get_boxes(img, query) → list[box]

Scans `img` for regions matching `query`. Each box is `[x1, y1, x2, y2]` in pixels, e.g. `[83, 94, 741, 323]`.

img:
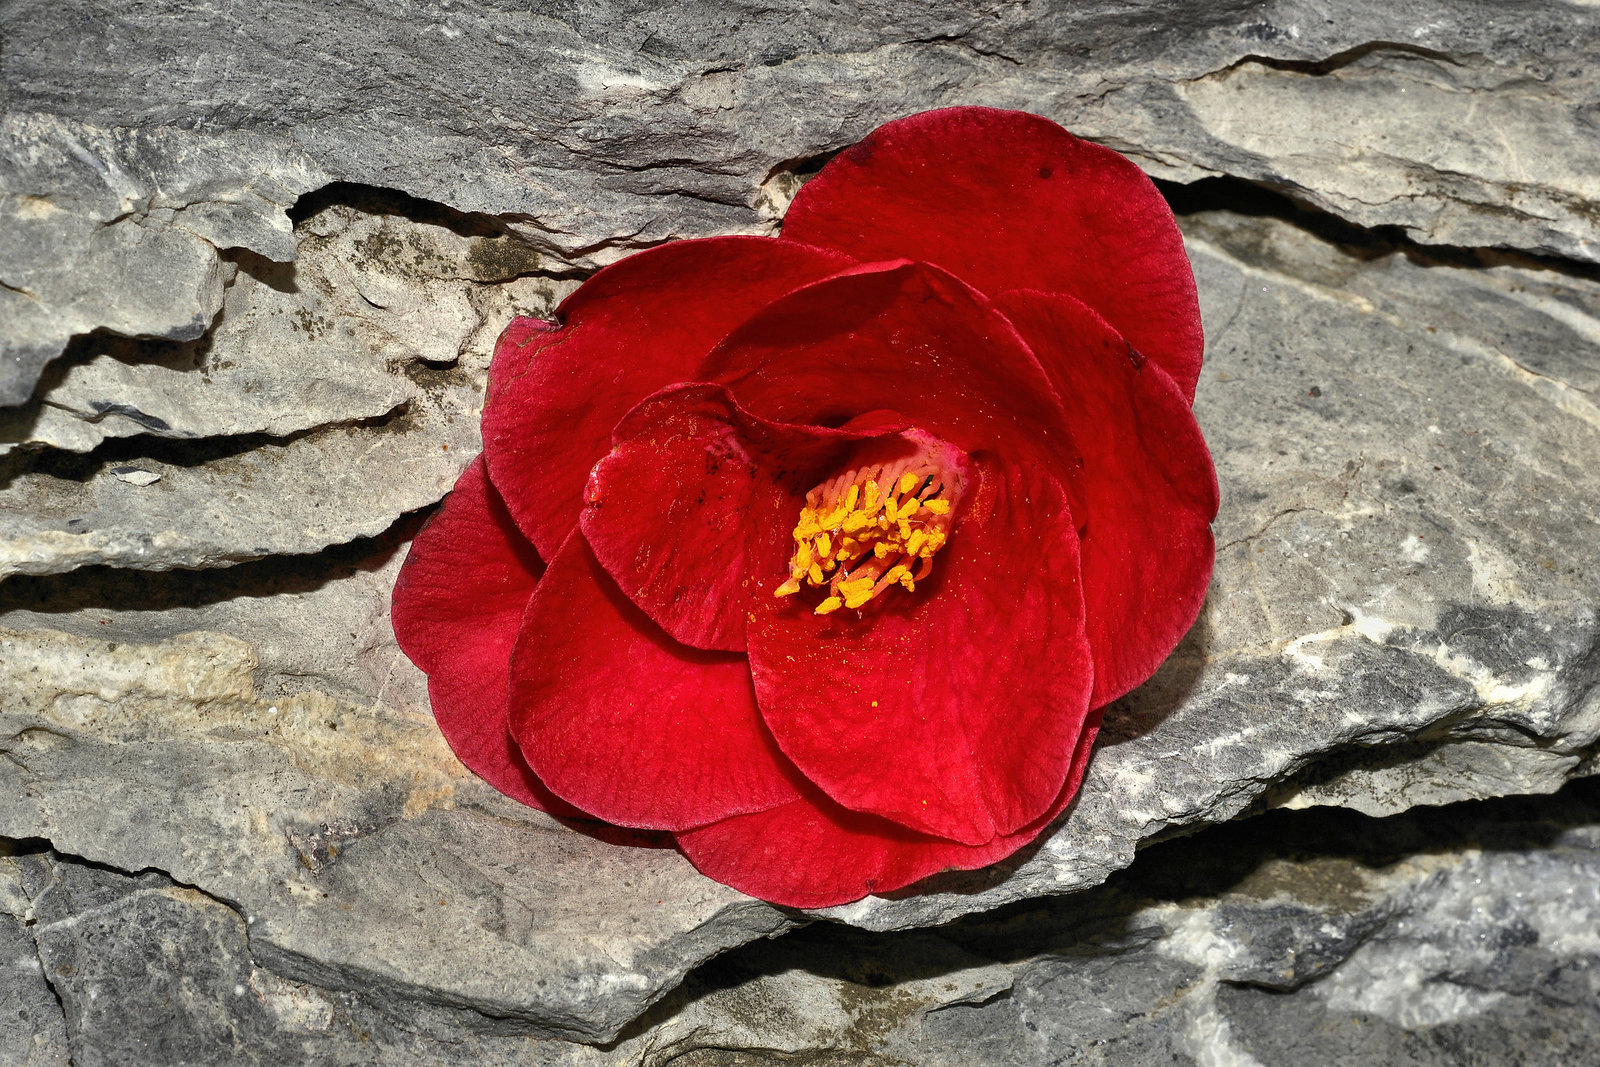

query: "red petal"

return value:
[582, 383, 904, 653]
[676, 708, 1103, 908]
[481, 237, 854, 559]
[995, 291, 1218, 706]
[507, 531, 804, 831]
[698, 260, 1083, 492]
[390, 457, 585, 818]
[782, 107, 1203, 402]
[747, 458, 1094, 845]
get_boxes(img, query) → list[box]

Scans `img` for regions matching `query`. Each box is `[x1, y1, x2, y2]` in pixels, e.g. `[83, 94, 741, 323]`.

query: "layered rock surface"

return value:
[4, 0, 1599, 1060]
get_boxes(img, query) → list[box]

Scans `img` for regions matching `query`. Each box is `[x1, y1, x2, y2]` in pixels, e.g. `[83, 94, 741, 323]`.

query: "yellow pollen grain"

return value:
[906, 529, 927, 556]
[898, 472, 919, 494]
[844, 484, 859, 511]
[816, 533, 831, 557]
[815, 596, 843, 615]
[924, 498, 951, 515]
[862, 481, 881, 513]
[874, 541, 892, 558]
[808, 563, 824, 584]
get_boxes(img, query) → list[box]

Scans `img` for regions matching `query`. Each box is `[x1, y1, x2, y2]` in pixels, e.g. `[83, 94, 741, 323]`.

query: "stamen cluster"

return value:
[775, 458, 957, 615]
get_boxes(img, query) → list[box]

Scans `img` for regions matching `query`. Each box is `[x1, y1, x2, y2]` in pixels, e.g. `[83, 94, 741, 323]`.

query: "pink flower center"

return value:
[774, 432, 967, 615]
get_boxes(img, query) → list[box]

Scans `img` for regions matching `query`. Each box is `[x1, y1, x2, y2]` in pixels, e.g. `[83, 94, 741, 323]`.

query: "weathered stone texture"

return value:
[4, 0, 1600, 1060]
[6, 1, 1600, 402]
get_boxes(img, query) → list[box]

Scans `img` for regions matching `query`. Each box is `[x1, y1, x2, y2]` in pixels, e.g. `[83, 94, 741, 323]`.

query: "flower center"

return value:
[774, 435, 966, 615]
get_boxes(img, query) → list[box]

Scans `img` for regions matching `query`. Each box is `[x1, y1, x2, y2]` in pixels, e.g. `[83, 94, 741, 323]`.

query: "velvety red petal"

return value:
[698, 260, 1083, 494]
[507, 531, 804, 831]
[581, 383, 905, 653]
[746, 458, 1094, 846]
[994, 290, 1218, 706]
[390, 457, 585, 818]
[676, 708, 1103, 909]
[781, 107, 1203, 402]
[481, 237, 854, 559]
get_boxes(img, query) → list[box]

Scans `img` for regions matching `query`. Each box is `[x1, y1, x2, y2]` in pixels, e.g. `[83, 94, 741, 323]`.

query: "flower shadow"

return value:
[1095, 598, 1213, 748]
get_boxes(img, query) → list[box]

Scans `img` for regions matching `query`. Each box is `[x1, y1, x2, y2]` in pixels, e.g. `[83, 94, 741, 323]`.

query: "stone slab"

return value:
[6, 1, 1600, 403]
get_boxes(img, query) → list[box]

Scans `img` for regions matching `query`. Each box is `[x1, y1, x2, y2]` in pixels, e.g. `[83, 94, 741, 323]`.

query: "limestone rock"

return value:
[0, 625, 793, 1042]
[7, 1, 1600, 404]
[5, 0, 1600, 1054]
[4, 205, 1597, 1042]
[0, 200, 574, 581]
[0, 855, 69, 1067]
[0, 113, 322, 406]
[9, 783, 1600, 1065]
[904, 783, 1600, 1065]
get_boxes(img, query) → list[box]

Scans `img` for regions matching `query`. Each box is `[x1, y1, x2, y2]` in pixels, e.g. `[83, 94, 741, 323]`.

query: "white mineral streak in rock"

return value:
[1311, 847, 1600, 1027]
[1154, 909, 1269, 1067]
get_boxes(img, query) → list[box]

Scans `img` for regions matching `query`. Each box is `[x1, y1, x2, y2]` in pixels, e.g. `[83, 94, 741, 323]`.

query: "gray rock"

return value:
[6, 1, 1600, 402]
[0, 625, 792, 1043]
[0, 113, 320, 406]
[6, 0, 1600, 1055]
[2, 847, 1010, 1066]
[0, 199, 574, 581]
[0, 853, 70, 1067]
[901, 783, 1600, 1066]
[14, 780, 1600, 1066]
[2, 197, 571, 456]
[4, 203, 1597, 1043]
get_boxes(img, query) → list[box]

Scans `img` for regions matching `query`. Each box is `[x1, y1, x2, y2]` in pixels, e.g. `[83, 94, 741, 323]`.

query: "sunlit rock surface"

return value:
[3, 0, 1599, 1060]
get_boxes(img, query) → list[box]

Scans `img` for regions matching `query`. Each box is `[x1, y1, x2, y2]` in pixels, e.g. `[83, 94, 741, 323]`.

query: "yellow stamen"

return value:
[774, 444, 964, 610]
[861, 481, 882, 513]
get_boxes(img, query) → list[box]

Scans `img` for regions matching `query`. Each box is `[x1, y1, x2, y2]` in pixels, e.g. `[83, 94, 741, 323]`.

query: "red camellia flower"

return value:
[391, 107, 1218, 908]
